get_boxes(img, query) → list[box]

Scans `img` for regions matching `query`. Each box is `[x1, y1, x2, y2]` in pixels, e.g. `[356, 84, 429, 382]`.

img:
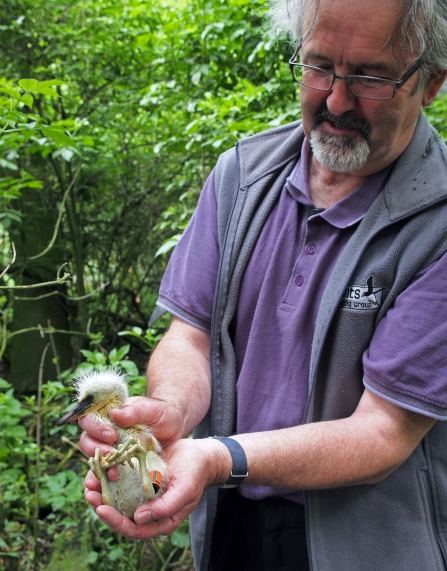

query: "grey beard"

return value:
[310, 129, 370, 173]
[310, 104, 372, 173]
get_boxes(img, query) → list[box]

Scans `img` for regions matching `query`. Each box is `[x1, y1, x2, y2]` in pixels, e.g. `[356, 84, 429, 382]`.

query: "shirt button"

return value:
[307, 244, 316, 255]
[295, 276, 304, 287]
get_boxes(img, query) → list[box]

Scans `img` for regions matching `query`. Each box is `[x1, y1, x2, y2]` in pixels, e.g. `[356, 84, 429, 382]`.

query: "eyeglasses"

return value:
[289, 45, 423, 101]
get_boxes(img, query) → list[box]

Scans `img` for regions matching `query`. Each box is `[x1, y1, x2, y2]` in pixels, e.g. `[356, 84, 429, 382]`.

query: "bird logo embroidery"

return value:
[57, 370, 166, 521]
[361, 275, 384, 306]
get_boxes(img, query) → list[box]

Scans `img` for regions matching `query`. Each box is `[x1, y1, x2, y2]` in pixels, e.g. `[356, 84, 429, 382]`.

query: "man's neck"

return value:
[308, 152, 370, 209]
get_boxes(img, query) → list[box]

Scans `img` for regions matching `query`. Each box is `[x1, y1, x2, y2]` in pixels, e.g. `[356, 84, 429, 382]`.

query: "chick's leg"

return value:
[110, 443, 165, 501]
[110, 443, 162, 501]
[95, 438, 166, 503]
[103, 437, 139, 469]
[89, 448, 116, 509]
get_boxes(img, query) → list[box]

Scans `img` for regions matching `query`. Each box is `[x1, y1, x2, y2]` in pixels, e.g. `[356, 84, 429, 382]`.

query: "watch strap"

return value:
[212, 436, 248, 488]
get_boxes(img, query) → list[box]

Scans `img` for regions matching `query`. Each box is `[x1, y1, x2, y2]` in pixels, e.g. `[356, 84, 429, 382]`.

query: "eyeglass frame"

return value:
[288, 44, 423, 100]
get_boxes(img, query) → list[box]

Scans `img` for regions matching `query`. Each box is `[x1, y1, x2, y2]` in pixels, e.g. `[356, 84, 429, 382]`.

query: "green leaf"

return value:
[0, 159, 18, 171]
[18, 78, 38, 91]
[108, 348, 117, 363]
[81, 135, 95, 146]
[115, 344, 130, 360]
[38, 79, 66, 87]
[86, 551, 98, 564]
[107, 547, 123, 561]
[191, 71, 201, 86]
[33, 85, 60, 98]
[22, 179, 43, 189]
[60, 147, 74, 162]
[21, 93, 33, 108]
[80, 349, 96, 362]
[41, 127, 76, 148]
[0, 86, 21, 100]
[73, 362, 95, 375]
[170, 528, 190, 547]
[0, 378, 11, 389]
[119, 360, 139, 377]
[155, 235, 182, 257]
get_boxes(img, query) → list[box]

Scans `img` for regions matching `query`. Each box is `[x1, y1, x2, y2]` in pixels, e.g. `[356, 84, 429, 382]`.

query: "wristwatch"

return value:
[211, 436, 248, 488]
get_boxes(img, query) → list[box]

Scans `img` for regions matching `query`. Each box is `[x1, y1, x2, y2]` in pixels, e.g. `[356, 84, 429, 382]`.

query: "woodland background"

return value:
[0, 0, 446, 569]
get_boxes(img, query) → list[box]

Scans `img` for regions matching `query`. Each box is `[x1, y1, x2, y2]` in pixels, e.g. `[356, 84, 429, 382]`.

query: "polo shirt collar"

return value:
[286, 137, 394, 229]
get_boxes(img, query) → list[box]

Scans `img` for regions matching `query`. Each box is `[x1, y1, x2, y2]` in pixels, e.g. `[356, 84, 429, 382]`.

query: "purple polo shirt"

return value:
[158, 138, 447, 502]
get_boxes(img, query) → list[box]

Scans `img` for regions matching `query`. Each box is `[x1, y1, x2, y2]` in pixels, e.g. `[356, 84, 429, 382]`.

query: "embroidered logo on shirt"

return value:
[339, 275, 384, 310]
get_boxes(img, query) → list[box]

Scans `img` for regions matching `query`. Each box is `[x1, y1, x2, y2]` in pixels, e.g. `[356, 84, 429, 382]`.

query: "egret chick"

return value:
[57, 370, 166, 520]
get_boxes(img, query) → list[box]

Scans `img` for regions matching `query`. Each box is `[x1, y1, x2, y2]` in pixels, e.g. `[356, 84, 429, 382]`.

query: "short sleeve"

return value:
[363, 250, 447, 419]
[157, 169, 219, 331]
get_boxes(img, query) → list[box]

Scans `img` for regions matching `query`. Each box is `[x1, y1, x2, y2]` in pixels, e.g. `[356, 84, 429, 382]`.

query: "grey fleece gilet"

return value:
[190, 112, 447, 571]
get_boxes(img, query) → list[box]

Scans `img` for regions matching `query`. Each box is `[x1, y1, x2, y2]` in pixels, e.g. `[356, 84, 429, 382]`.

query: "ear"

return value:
[422, 70, 447, 106]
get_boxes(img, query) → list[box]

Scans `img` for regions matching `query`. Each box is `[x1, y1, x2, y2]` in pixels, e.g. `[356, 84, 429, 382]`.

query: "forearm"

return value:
[234, 420, 401, 490]
[147, 316, 211, 438]
[222, 390, 436, 490]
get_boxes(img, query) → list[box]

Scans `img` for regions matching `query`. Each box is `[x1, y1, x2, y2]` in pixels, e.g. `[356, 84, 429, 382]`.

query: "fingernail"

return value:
[102, 430, 113, 442]
[137, 510, 152, 524]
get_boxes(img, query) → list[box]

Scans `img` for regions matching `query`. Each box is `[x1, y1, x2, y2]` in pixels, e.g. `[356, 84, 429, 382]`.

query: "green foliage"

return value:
[0, 77, 75, 229]
[118, 327, 165, 352]
[78, 344, 140, 379]
[425, 93, 447, 141]
[0, 0, 299, 365]
[0, 370, 194, 570]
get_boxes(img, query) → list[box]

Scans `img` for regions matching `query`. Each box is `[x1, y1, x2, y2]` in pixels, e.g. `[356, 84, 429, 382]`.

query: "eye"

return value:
[356, 76, 388, 88]
[311, 64, 333, 72]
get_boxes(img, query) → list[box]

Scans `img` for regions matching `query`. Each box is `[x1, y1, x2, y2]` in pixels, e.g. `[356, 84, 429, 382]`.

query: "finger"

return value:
[78, 415, 117, 444]
[85, 489, 103, 509]
[135, 484, 200, 524]
[109, 397, 181, 443]
[79, 431, 115, 457]
[110, 396, 167, 427]
[80, 437, 119, 481]
[95, 505, 184, 540]
[85, 469, 101, 491]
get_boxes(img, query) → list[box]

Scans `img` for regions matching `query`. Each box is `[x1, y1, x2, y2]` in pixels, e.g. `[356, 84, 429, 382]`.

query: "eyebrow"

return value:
[302, 51, 391, 73]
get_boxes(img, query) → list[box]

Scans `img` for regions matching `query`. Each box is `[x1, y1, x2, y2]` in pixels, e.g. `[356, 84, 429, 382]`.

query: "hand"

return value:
[108, 396, 185, 446]
[78, 395, 184, 475]
[84, 437, 232, 539]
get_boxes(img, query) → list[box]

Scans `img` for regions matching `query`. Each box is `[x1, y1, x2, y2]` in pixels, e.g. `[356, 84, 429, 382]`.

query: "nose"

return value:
[325, 76, 357, 117]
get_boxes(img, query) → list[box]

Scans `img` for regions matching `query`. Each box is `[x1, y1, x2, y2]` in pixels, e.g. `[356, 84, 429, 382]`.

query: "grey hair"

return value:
[267, 0, 447, 89]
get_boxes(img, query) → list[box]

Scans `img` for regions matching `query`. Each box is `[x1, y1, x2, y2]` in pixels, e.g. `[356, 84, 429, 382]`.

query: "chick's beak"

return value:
[57, 394, 94, 426]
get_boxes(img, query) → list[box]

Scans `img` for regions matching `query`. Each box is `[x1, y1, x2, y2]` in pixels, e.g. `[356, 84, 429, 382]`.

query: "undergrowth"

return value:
[0, 336, 193, 571]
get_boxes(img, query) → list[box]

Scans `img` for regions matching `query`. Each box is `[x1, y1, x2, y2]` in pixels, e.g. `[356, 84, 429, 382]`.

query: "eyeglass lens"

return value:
[293, 65, 395, 100]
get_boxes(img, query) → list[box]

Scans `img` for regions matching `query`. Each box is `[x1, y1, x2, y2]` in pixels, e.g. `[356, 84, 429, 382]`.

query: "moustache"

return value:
[313, 105, 372, 142]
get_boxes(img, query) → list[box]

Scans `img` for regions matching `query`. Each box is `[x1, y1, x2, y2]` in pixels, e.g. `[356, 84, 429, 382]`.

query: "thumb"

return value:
[109, 396, 164, 427]
[109, 396, 182, 443]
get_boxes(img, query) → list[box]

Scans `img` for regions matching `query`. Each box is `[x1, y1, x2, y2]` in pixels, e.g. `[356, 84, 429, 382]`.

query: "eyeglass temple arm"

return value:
[289, 43, 302, 65]
[395, 59, 423, 90]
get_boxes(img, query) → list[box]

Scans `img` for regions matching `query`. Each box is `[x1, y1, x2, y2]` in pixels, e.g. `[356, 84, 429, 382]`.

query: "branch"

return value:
[29, 164, 84, 260]
[0, 243, 17, 280]
[0, 272, 70, 289]
[13, 281, 109, 301]
[7, 326, 91, 340]
[34, 342, 50, 566]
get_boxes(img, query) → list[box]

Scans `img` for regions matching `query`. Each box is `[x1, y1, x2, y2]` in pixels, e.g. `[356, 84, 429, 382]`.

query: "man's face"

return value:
[300, 0, 427, 176]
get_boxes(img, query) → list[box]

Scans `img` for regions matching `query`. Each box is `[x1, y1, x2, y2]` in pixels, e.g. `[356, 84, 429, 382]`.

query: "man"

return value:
[80, 0, 447, 569]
